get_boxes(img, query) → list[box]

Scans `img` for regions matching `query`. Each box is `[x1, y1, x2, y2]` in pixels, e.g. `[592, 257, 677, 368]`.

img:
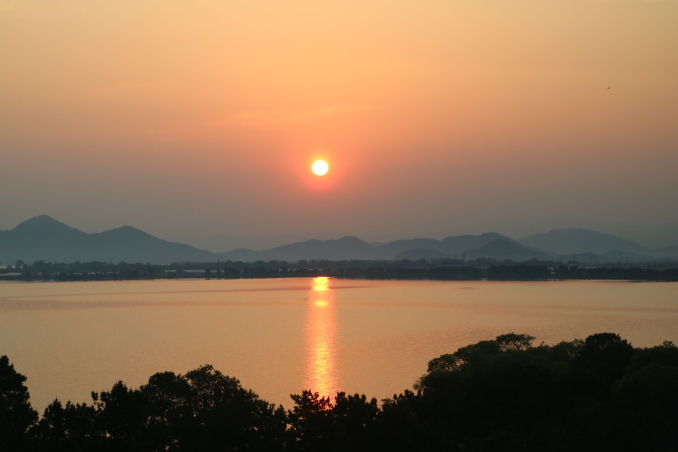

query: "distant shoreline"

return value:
[2, 260, 677, 283]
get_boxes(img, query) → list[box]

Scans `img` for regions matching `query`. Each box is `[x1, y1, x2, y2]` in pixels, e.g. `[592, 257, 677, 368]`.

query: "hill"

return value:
[3, 216, 674, 265]
[463, 238, 554, 261]
[217, 236, 383, 261]
[394, 248, 452, 260]
[518, 228, 650, 255]
[216, 233, 531, 261]
[0, 216, 213, 265]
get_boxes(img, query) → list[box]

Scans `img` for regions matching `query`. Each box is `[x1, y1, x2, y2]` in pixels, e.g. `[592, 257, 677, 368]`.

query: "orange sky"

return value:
[1, 0, 677, 249]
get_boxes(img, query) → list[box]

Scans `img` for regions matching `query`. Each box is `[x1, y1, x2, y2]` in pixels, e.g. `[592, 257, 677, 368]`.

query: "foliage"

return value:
[28, 365, 287, 451]
[287, 391, 380, 451]
[3, 332, 678, 451]
[0, 355, 39, 451]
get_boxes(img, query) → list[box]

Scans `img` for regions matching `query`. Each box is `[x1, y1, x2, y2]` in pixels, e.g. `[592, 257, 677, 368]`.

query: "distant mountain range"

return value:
[0, 215, 213, 265]
[517, 228, 649, 255]
[1, 215, 676, 265]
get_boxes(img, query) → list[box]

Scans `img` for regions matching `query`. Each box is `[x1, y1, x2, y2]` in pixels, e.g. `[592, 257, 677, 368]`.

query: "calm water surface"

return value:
[1, 277, 676, 413]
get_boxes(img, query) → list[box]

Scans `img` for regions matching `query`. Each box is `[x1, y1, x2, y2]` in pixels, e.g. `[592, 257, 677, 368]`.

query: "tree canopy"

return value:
[2, 332, 677, 451]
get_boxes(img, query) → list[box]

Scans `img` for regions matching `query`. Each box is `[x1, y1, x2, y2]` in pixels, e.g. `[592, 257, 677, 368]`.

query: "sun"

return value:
[312, 160, 329, 176]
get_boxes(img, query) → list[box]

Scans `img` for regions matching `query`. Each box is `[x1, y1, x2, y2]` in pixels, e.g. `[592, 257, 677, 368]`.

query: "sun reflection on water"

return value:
[304, 277, 339, 399]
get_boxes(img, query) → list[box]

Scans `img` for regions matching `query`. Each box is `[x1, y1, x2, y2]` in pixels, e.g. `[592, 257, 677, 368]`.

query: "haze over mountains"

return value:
[1, 215, 676, 265]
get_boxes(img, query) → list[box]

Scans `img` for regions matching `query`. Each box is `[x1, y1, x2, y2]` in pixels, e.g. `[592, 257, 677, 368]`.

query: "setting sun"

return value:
[312, 160, 329, 176]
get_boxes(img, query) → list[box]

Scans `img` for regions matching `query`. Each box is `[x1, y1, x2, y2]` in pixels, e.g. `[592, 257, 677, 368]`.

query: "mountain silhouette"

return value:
[89, 226, 214, 263]
[0, 216, 213, 264]
[2, 216, 674, 265]
[656, 245, 678, 258]
[376, 233, 512, 258]
[440, 232, 510, 255]
[518, 228, 650, 255]
[217, 236, 382, 261]
[11, 215, 85, 238]
[376, 238, 448, 257]
[463, 238, 553, 261]
[1, 216, 92, 264]
[216, 234, 530, 261]
[394, 248, 452, 260]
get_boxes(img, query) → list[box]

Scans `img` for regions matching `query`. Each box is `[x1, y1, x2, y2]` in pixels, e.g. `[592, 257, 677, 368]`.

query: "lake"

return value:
[1, 277, 676, 413]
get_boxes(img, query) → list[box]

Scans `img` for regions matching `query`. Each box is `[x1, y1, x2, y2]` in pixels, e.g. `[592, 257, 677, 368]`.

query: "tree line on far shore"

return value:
[2, 332, 678, 451]
[3, 258, 678, 282]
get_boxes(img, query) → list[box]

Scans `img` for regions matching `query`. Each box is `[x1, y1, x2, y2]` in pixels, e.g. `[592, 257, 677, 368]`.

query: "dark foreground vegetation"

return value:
[3, 333, 678, 451]
[3, 258, 678, 281]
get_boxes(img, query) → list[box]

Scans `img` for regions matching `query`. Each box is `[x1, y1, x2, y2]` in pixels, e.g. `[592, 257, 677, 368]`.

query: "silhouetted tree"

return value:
[288, 391, 334, 451]
[0, 355, 38, 451]
[572, 332, 635, 384]
[32, 399, 101, 451]
[85, 365, 288, 451]
[496, 332, 535, 351]
[95, 381, 149, 451]
[330, 392, 380, 451]
[6, 332, 678, 451]
[140, 371, 192, 451]
[177, 365, 287, 451]
[288, 391, 380, 452]
[610, 340, 678, 451]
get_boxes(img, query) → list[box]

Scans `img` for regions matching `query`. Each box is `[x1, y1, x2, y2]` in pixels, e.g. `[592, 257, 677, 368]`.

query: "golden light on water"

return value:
[312, 276, 330, 291]
[305, 276, 339, 399]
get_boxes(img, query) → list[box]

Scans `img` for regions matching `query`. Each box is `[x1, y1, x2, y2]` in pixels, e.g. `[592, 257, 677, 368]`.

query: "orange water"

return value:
[1, 278, 676, 413]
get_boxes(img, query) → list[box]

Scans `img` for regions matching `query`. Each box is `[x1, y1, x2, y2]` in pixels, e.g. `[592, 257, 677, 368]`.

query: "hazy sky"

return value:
[2, 0, 677, 250]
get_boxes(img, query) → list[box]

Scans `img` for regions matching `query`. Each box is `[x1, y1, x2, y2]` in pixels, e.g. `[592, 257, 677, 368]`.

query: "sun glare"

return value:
[312, 160, 329, 176]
